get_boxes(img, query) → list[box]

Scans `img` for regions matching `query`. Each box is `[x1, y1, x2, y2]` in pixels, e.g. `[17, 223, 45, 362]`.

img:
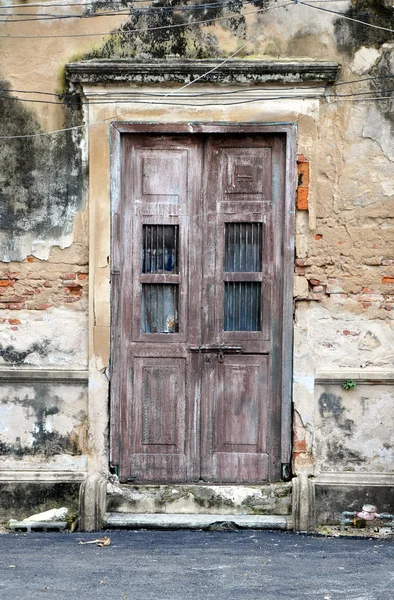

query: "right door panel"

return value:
[200, 134, 286, 483]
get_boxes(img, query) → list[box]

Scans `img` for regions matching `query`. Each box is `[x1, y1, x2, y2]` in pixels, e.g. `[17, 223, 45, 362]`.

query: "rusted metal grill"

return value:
[224, 222, 262, 273]
[142, 225, 179, 274]
[224, 282, 262, 331]
[224, 222, 262, 331]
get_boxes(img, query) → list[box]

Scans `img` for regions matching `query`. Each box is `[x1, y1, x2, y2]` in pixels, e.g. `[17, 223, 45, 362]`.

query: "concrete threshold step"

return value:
[105, 513, 293, 531]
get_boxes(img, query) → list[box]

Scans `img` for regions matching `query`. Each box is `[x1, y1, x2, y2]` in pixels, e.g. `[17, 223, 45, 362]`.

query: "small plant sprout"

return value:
[342, 379, 357, 391]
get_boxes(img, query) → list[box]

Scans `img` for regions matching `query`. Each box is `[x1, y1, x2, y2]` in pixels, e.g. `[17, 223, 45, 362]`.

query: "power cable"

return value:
[0, 1, 258, 22]
[0, 8, 287, 138]
[298, 1, 394, 34]
[1, 86, 393, 106]
[0, 4, 290, 37]
[2, 74, 393, 100]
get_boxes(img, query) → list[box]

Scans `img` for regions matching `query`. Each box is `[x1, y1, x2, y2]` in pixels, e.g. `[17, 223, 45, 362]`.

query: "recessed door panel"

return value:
[113, 131, 288, 484]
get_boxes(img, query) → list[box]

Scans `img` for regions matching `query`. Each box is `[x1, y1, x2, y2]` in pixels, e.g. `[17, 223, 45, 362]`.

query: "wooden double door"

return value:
[111, 130, 290, 484]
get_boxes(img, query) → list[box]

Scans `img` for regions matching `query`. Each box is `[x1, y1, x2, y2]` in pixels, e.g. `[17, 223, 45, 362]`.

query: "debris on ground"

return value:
[317, 525, 394, 539]
[79, 536, 111, 547]
[22, 507, 68, 523]
[7, 507, 69, 533]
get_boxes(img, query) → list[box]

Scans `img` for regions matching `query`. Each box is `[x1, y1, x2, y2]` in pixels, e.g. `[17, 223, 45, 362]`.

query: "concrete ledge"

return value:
[0, 370, 89, 383]
[0, 471, 87, 482]
[315, 472, 394, 486]
[9, 521, 67, 533]
[315, 370, 394, 385]
[105, 513, 292, 530]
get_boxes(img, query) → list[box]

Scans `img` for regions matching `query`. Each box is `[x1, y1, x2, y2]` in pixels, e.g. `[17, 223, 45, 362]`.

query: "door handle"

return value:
[188, 345, 242, 354]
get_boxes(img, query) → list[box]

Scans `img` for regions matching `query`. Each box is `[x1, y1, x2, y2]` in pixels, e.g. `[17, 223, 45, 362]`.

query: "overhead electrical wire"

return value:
[298, 1, 394, 34]
[2, 74, 393, 101]
[1, 2, 392, 138]
[1, 87, 393, 106]
[0, 0, 355, 9]
[0, 8, 286, 138]
[0, 1, 259, 22]
[0, 3, 291, 37]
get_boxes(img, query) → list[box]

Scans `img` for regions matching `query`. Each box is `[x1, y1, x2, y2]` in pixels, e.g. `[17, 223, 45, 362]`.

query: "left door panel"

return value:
[114, 135, 202, 482]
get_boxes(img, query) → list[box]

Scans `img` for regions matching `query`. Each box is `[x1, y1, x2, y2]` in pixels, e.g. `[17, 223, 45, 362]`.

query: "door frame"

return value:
[109, 122, 297, 477]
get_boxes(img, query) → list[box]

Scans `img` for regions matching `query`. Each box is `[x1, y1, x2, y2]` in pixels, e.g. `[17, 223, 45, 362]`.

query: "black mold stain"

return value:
[0, 76, 85, 262]
[0, 339, 50, 365]
[0, 482, 80, 522]
[326, 441, 365, 464]
[84, 0, 265, 60]
[369, 46, 394, 127]
[319, 392, 355, 435]
[334, 0, 394, 56]
[0, 385, 86, 458]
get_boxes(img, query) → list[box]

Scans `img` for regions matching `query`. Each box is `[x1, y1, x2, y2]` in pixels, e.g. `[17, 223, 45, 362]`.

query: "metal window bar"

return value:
[142, 225, 179, 274]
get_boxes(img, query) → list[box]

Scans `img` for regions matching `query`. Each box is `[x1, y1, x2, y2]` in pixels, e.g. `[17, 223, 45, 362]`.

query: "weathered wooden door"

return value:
[112, 130, 289, 484]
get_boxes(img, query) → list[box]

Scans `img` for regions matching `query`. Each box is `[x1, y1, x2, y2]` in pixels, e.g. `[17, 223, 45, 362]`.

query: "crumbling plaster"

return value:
[0, 0, 393, 514]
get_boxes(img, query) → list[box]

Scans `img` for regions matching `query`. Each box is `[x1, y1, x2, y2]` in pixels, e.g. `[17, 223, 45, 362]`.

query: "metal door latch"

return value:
[189, 345, 242, 354]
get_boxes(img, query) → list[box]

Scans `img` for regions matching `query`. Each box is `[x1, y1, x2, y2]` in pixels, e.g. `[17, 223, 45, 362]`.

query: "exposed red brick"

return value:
[297, 186, 308, 211]
[295, 259, 305, 267]
[309, 279, 320, 286]
[77, 273, 88, 280]
[43, 281, 53, 288]
[297, 154, 308, 163]
[7, 303, 25, 310]
[2, 296, 25, 303]
[0, 280, 9, 287]
[8, 318, 21, 325]
[61, 273, 76, 280]
[315, 234, 322, 240]
[297, 161, 309, 187]
[382, 276, 394, 284]
[294, 438, 307, 453]
[295, 266, 306, 274]
[27, 256, 34, 263]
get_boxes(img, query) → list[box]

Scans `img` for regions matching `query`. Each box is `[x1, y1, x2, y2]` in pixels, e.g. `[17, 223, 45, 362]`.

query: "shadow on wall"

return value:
[0, 77, 85, 262]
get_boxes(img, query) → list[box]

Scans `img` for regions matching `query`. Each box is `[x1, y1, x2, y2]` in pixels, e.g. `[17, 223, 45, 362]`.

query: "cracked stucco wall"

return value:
[0, 0, 393, 490]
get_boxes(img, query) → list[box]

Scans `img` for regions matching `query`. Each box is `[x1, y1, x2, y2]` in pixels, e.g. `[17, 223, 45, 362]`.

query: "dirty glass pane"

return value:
[224, 223, 262, 272]
[142, 285, 179, 333]
[142, 225, 179, 273]
[224, 282, 261, 331]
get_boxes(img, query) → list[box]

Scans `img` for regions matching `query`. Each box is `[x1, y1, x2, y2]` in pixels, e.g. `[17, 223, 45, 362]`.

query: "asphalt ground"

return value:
[0, 529, 393, 600]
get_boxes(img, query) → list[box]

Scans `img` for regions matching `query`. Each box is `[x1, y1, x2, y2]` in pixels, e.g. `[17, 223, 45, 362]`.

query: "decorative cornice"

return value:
[66, 59, 340, 86]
